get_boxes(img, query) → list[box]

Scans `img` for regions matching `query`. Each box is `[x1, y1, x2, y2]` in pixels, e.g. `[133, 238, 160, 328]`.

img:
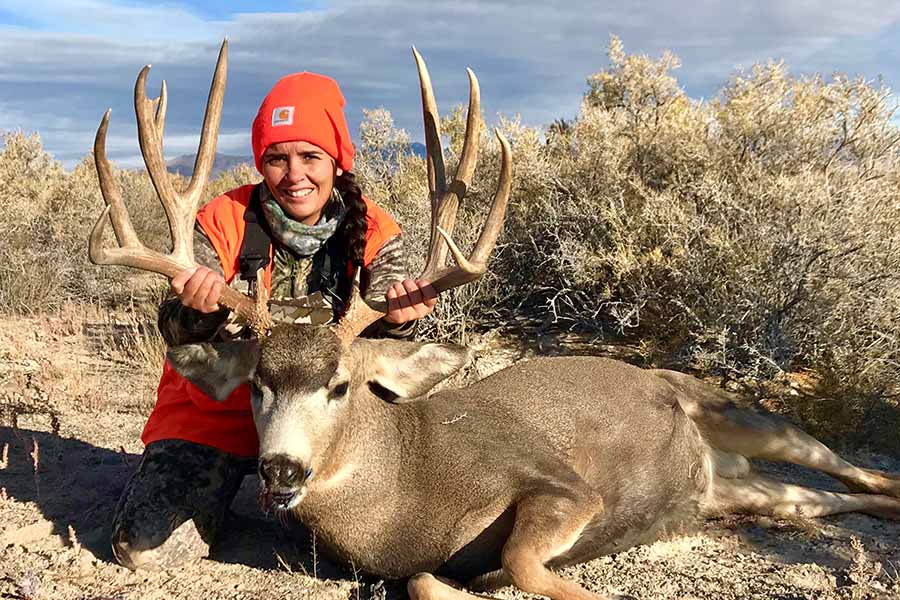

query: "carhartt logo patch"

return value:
[272, 106, 294, 126]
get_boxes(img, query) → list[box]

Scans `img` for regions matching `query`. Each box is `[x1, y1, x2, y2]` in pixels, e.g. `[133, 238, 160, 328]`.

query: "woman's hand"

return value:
[384, 279, 438, 324]
[170, 266, 226, 313]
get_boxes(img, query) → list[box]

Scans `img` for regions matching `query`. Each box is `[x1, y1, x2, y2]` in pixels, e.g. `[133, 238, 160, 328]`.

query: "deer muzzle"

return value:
[259, 453, 312, 511]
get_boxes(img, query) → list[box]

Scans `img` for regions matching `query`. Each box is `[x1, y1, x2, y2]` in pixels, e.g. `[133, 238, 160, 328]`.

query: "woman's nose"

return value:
[284, 156, 306, 183]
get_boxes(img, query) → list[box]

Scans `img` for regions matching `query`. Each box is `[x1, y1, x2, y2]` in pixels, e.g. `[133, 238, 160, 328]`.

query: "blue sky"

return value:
[2, 0, 900, 168]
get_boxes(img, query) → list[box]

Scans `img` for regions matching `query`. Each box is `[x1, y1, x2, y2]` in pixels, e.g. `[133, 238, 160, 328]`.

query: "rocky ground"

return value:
[1, 311, 898, 600]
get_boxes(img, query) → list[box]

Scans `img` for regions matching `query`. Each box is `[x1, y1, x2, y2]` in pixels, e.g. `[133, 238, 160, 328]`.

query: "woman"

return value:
[111, 72, 436, 571]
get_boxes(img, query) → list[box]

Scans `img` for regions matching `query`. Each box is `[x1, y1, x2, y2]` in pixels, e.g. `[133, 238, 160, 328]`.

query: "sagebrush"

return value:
[3, 37, 899, 450]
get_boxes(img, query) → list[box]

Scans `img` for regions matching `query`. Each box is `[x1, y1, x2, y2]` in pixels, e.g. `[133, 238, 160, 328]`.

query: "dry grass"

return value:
[0, 298, 169, 422]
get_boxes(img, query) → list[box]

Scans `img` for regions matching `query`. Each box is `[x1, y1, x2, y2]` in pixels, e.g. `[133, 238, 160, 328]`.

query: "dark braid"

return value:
[335, 171, 368, 267]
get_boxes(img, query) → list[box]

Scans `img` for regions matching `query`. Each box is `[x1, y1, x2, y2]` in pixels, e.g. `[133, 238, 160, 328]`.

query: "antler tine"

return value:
[154, 79, 168, 133]
[454, 68, 481, 191]
[331, 269, 388, 348]
[134, 65, 181, 255]
[412, 46, 447, 198]
[91, 108, 140, 250]
[331, 53, 512, 346]
[414, 47, 455, 281]
[89, 40, 272, 335]
[428, 129, 512, 291]
[184, 40, 228, 202]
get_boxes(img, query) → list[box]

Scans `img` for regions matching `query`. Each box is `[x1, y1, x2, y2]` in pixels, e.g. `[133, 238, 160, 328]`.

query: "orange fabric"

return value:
[141, 184, 402, 456]
[252, 73, 354, 173]
[194, 185, 274, 290]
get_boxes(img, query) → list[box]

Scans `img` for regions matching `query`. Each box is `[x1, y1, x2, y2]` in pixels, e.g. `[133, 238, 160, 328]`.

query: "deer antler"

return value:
[333, 48, 513, 345]
[88, 40, 272, 334]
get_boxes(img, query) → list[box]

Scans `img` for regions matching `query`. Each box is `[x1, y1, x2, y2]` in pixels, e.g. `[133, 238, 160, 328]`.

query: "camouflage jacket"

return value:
[158, 226, 414, 346]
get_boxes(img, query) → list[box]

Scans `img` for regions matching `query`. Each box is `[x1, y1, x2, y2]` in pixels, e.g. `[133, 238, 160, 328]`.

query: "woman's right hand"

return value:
[170, 266, 225, 313]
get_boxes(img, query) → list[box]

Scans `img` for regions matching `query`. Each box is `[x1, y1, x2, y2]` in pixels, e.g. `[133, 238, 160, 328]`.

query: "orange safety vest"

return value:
[141, 184, 402, 456]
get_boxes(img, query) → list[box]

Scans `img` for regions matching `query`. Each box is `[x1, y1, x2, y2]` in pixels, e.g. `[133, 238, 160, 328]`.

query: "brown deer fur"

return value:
[168, 329, 900, 600]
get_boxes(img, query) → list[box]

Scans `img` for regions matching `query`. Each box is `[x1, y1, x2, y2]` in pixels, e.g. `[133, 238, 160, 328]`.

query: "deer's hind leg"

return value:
[706, 472, 900, 520]
[654, 369, 900, 498]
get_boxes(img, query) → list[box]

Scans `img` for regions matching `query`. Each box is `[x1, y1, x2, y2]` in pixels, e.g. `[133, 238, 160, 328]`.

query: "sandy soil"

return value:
[1, 313, 898, 600]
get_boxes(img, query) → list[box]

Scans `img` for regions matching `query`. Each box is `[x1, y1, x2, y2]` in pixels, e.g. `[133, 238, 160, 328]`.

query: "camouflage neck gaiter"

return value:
[259, 184, 347, 257]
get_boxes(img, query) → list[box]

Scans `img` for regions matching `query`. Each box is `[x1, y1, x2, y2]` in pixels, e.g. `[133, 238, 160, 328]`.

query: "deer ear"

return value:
[357, 339, 472, 399]
[167, 341, 261, 401]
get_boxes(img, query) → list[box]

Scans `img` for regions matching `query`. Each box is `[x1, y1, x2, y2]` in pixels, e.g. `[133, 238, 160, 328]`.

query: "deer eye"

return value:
[329, 381, 349, 400]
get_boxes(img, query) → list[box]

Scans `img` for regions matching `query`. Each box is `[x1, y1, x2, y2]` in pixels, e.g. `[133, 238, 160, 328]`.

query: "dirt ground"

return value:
[1, 311, 899, 600]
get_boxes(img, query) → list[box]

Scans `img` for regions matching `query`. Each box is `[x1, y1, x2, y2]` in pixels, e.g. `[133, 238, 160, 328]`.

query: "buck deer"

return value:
[90, 41, 900, 600]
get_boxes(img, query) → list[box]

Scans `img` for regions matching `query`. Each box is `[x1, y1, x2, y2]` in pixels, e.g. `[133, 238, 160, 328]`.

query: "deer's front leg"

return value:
[500, 493, 619, 600]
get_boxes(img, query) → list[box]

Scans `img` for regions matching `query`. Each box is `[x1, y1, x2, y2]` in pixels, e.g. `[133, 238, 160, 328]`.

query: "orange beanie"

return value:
[251, 72, 355, 173]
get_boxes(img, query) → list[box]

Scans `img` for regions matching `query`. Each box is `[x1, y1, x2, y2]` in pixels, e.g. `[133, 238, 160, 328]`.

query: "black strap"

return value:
[238, 184, 272, 293]
[313, 234, 357, 318]
[238, 184, 357, 312]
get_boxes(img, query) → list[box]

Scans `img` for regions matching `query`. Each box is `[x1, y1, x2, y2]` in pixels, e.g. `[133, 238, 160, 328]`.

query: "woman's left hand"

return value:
[384, 279, 438, 324]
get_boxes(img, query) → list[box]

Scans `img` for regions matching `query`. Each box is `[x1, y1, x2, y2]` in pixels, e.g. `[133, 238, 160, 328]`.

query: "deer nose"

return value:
[259, 454, 310, 489]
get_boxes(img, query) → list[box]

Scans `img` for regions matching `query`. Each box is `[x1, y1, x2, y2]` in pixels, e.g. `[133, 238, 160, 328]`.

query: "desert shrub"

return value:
[5, 38, 900, 448]
[489, 38, 900, 447]
[0, 131, 68, 312]
[203, 162, 260, 199]
[360, 39, 900, 447]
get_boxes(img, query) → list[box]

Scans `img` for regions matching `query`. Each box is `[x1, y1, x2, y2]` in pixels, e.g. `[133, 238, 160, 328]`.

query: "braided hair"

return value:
[335, 172, 367, 266]
[334, 171, 369, 292]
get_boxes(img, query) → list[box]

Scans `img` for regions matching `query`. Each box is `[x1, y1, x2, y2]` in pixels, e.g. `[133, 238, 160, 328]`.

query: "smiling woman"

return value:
[104, 46, 439, 571]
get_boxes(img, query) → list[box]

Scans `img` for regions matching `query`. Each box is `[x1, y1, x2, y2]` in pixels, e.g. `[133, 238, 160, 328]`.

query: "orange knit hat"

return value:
[251, 72, 354, 173]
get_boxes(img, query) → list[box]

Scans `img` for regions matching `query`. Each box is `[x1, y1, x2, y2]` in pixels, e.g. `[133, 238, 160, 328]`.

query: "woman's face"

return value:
[261, 140, 343, 225]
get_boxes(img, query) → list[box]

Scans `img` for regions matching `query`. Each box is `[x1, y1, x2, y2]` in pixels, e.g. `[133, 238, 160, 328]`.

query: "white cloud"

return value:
[3, 0, 900, 168]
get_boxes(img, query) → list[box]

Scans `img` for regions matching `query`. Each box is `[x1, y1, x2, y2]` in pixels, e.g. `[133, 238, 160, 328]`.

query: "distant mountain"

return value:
[409, 142, 426, 158]
[166, 153, 253, 177]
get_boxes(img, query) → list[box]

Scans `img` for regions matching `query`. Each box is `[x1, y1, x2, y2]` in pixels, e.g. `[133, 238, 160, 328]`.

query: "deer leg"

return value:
[499, 494, 614, 600]
[706, 472, 900, 520]
[465, 569, 511, 592]
[655, 369, 900, 497]
[704, 408, 900, 497]
[408, 573, 492, 600]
